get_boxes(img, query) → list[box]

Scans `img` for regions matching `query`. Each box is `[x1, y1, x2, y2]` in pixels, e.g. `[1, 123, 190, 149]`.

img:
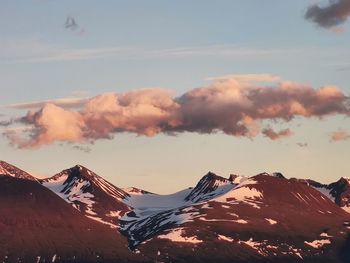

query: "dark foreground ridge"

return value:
[0, 160, 350, 263]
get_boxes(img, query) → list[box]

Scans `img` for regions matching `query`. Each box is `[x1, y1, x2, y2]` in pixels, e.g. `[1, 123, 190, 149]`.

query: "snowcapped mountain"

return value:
[1, 160, 350, 263]
[134, 172, 350, 262]
[120, 172, 350, 256]
[119, 172, 263, 248]
[40, 165, 131, 228]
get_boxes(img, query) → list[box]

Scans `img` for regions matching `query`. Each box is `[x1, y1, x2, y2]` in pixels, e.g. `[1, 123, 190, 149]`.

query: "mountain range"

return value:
[0, 160, 350, 263]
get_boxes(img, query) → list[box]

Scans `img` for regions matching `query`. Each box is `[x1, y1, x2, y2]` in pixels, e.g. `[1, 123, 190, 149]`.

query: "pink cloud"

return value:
[3, 75, 350, 148]
[262, 128, 293, 141]
[329, 129, 350, 142]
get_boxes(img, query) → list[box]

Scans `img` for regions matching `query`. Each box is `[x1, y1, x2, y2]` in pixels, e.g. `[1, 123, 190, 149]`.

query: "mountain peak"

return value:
[40, 164, 130, 228]
[40, 164, 130, 201]
[271, 172, 286, 179]
[44, 164, 99, 182]
[66, 164, 93, 177]
[0, 161, 37, 181]
[184, 172, 233, 202]
[203, 171, 226, 181]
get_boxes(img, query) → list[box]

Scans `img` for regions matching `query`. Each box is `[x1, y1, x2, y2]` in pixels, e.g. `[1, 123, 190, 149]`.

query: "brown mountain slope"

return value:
[0, 175, 145, 263]
[39, 165, 131, 228]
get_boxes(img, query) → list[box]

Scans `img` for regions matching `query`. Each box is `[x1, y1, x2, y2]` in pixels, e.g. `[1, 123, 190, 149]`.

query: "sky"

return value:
[0, 0, 350, 193]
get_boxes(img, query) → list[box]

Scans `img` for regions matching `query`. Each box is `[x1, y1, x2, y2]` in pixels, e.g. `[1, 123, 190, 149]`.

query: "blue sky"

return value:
[1, 1, 349, 193]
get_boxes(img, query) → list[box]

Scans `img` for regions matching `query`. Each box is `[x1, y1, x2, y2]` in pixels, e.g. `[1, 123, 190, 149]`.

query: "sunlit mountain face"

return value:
[0, 161, 350, 263]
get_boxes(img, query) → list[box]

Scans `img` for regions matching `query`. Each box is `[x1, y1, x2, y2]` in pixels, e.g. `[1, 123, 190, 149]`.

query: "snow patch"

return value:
[214, 180, 263, 209]
[265, 218, 277, 225]
[157, 228, 202, 244]
[108, 210, 122, 218]
[201, 203, 213, 209]
[86, 215, 117, 229]
[218, 235, 234, 242]
[304, 239, 331, 248]
[239, 238, 266, 256]
[342, 206, 350, 213]
[234, 219, 248, 224]
[312, 186, 335, 202]
[227, 212, 239, 218]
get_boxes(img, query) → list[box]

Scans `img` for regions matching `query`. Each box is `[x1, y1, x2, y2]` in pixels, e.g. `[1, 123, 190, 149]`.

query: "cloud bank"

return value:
[305, 0, 350, 28]
[3, 74, 350, 148]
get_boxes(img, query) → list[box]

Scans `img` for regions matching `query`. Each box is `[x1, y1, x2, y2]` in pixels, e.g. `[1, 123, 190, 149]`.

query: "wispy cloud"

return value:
[5, 97, 88, 109]
[0, 39, 136, 63]
[0, 40, 313, 64]
[305, 0, 350, 29]
[206, 74, 281, 83]
[3, 75, 350, 148]
[147, 45, 289, 58]
[329, 129, 350, 142]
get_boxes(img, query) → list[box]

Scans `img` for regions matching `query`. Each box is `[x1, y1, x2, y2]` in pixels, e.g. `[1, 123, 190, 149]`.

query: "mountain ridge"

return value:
[1, 160, 350, 263]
